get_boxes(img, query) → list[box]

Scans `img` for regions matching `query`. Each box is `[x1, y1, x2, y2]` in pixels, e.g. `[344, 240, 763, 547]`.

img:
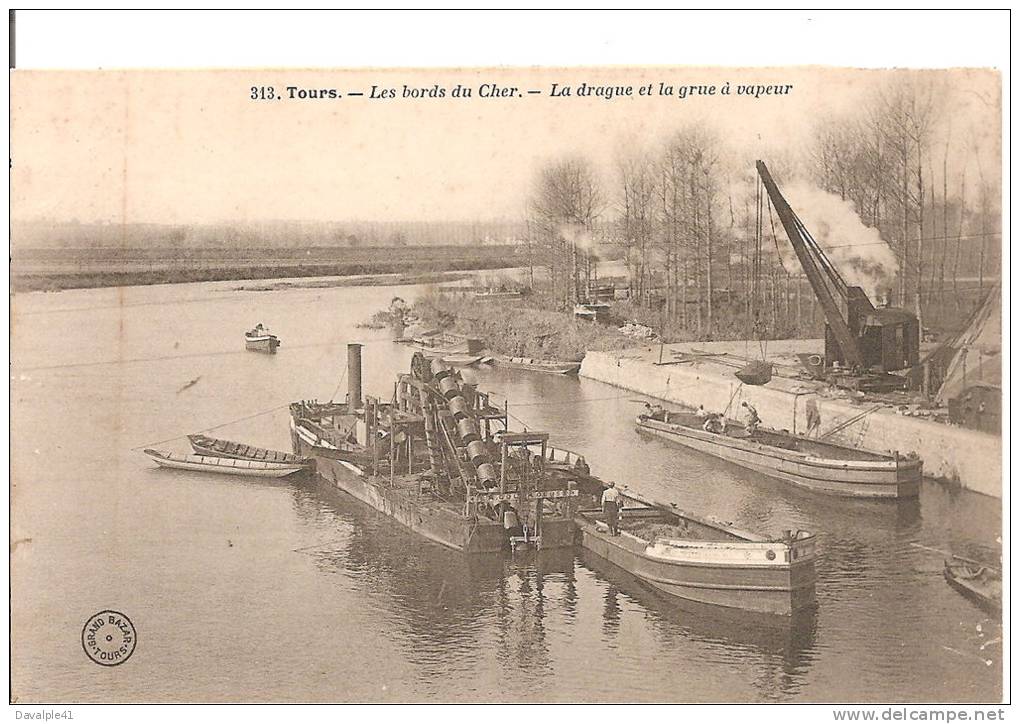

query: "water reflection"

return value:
[578, 549, 818, 701]
[287, 470, 826, 698]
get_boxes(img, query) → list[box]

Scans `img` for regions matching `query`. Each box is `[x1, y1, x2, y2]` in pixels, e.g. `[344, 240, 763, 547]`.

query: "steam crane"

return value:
[755, 161, 919, 392]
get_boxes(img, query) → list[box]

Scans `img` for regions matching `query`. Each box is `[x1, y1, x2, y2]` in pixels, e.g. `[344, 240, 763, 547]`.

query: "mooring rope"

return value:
[130, 401, 294, 451]
[329, 364, 349, 403]
[19, 336, 395, 373]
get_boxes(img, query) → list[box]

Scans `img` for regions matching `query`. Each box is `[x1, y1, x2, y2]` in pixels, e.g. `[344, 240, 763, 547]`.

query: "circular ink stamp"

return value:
[81, 610, 136, 666]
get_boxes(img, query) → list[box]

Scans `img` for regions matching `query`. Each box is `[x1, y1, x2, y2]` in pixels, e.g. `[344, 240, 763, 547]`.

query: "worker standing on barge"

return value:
[601, 482, 621, 535]
[741, 401, 761, 433]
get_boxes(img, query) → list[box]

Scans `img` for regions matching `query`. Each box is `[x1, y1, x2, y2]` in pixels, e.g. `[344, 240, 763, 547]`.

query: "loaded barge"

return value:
[636, 411, 922, 498]
[290, 344, 602, 554]
[575, 489, 816, 616]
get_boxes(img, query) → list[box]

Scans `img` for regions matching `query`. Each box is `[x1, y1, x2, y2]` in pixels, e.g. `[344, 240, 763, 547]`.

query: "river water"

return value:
[10, 278, 1002, 703]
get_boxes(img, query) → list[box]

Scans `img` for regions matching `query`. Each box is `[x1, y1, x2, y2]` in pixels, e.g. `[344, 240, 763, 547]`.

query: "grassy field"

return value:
[10, 244, 524, 292]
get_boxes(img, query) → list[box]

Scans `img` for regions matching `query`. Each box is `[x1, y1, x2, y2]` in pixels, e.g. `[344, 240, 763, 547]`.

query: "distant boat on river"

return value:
[245, 323, 280, 353]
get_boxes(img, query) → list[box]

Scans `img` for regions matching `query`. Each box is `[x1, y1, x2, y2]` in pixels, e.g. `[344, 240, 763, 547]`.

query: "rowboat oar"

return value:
[909, 542, 1000, 571]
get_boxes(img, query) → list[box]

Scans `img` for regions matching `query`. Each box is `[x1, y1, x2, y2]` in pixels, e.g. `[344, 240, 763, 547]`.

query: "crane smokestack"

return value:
[347, 343, 363, 408]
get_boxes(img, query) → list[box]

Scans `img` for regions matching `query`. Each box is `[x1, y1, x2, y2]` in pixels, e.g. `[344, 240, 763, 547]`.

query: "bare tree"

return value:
[529, 156, 604, 309]
[616, 147, 658, 304]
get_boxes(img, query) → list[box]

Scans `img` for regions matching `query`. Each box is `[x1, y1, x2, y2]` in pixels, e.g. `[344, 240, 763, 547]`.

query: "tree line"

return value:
[525, 76, 1000, 339]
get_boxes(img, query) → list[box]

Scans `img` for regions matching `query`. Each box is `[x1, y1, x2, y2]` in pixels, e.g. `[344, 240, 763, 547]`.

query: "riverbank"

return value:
[10, 244, 521, 292]
[581, 341, 1002, 498]
[412, 293, 635, 360]
[232, 271, 472, 292]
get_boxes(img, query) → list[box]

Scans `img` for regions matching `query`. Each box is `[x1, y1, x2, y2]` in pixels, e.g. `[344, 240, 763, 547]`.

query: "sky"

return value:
[10, 66, 1001, 226]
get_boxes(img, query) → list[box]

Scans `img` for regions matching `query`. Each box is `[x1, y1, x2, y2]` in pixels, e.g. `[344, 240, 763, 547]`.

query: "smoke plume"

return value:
[774, 183, 899, 301]
[558, 223, 600, 259]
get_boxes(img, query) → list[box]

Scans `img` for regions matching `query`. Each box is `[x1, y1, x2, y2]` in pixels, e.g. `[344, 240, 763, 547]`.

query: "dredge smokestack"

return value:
[347, 343, 363, 408]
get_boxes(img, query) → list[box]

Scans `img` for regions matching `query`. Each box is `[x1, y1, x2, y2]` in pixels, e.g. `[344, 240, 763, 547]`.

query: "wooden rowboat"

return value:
[636, 412, 922, 498]
[486, 355, 581, 375]
[439, 353, 484, 367]
[143, 448, 306, 478]
[575, 489, 816, 616]
[187, 434, 309, 465]
[944, 557, 1001, 615]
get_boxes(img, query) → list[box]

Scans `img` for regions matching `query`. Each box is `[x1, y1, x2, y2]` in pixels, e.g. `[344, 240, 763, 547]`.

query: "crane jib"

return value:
[755, 160, 865, 369]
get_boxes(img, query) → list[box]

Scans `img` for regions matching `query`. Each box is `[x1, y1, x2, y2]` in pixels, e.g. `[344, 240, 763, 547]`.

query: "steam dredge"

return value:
[286, 344, 817, 614]
[289, 344, 602, 553]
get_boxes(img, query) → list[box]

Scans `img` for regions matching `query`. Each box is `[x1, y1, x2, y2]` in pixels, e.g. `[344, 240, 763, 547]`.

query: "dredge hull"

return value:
[293, 429, 575, 554]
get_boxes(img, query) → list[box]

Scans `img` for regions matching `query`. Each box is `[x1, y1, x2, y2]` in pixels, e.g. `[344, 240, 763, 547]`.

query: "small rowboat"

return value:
[944, 557, 1001, 615]
[187, 434, 309, 465]
[636, 412, 922, 498]
[143, 448, 306, 478]
[486, 355, 581, 375]
[575, 489, 816, 616]
[245, 324, 280, 353]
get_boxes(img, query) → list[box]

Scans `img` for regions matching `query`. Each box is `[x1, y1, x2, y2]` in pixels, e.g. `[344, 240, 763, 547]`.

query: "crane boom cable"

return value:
[793, 214, 848, 296]
[755, 160, 865, 368]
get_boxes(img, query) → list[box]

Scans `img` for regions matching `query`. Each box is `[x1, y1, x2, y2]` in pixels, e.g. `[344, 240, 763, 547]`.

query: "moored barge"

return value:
[636, 411, 922, 498]
[575, 489, 817, 616]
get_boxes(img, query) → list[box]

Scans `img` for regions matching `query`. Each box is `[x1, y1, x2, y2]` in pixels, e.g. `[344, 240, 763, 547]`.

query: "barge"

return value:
[486, 355, 582, 375]
[290, 344, 602, 554]
[636, 411, 922, 498]
[575, 489, 816, 616]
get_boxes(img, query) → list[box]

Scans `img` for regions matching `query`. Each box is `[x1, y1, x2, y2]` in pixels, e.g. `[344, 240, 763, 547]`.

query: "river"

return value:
[9, 278, 1002, 702]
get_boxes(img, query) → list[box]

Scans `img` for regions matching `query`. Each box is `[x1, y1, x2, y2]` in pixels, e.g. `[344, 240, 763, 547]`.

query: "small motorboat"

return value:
[187, 434, 310, 465]
[575, 488, 817, 616]
[143, 448, 306, 478]
[486, 355, 582, 375]
[944, 557, 1002, 615]
[245, 323, 281, 353]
